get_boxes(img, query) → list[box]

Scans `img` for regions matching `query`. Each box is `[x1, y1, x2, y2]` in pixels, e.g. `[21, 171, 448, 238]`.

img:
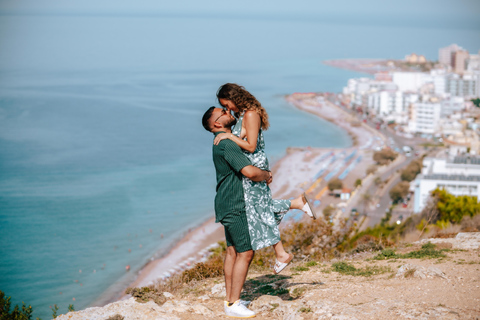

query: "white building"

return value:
[446, 73, 479, 98]
[392, 72, 431, 92]
[438, 44, 464, 67]
[343, 78, 397, 107]
[430, 69, 447, 95]
[413, 156, 480, 213]
[441, 96, 465, 116]
[408, 101, 442, 134]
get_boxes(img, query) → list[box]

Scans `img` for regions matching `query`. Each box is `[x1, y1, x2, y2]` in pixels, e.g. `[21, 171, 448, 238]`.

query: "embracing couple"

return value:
[202, 83, 318, 318]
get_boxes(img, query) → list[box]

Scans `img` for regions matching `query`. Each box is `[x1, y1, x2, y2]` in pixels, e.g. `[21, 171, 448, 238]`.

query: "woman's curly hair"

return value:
[216, 83, 270, 131]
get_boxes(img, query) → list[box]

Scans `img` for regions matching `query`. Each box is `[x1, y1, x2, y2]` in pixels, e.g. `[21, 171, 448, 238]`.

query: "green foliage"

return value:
[380, 208, 393, 226]
[106, 315, 125, 320]
[0, 291, 35, 320]
[305, 261, 318, 267]
[328, 178, 343, 191]
[432, 188, 480, 224]
[373, 242, 447, 260]
[291, 266, 309, 272]
[51, 305, 59, 319]
[331, 262, 392, 276]
[400, 159, 422, 182]
[471, 98, 480, 108]
[299, 307, 312, 313]
[373, 148, 397, 165]
[68, 304, 75, 312]
[373, 249, 398, 260]
[389, 181, 410, 203]
[354, 178, 362, 187]
[332, 261, 356, 274]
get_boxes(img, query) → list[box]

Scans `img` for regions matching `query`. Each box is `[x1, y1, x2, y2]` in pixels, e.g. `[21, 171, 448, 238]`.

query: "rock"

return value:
[197, 294, 210, 301]
[163, 292, 174, 299]
[191, 303, 215, 317]
[56, 297, 179, 320]
[250, 295, 284, 313]
[160, 300, 214, 317]
[396, 264, 447, 279]
[415, 232, 480, 250]
[211, 283, 226, 297]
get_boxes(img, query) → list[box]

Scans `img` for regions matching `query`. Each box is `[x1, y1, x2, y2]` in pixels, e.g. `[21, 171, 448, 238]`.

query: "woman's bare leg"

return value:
[290, 195, 305, 210]
[273, 241, 290, 263]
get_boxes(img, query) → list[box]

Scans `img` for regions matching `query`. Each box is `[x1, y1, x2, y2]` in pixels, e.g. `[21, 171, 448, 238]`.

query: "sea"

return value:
[0, 11, 479, 319]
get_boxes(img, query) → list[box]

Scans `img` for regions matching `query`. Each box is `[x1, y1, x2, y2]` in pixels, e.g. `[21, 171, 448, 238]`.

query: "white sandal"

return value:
[273, 253, 294, 274]
[302, 193, 318, 220]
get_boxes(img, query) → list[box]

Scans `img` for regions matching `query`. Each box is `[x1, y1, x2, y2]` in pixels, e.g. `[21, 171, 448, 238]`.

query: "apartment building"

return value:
[413, 156, 480, 213]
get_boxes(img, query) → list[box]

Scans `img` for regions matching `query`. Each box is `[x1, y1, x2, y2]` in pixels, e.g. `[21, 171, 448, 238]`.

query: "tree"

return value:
[389, 181, 410, 203]
[432, 188, 480, 224]
[323, 205, 335, 222]
[366, 165, 377, 175]
[373, 148, 398, 165]
[471, 98, 480, 108]
[401, 159, 422, 182]
[328, 178, 343, 191]
[360, 192, 372, 214]
[354, 179, 362, 188]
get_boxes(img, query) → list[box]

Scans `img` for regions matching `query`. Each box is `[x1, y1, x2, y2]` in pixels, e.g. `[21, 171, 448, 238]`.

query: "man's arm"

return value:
[241, 165, 272, 183]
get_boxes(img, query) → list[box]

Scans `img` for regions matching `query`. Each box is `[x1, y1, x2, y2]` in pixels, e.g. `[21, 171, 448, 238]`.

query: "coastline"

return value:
[113, 90, 383, 304]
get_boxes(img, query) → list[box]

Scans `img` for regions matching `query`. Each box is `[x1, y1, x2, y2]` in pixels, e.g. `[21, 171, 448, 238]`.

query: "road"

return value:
[326, 94, 427, 228]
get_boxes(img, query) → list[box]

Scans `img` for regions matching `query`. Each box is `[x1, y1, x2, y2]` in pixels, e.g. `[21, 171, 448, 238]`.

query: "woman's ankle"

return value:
[290, 195, 304, 210]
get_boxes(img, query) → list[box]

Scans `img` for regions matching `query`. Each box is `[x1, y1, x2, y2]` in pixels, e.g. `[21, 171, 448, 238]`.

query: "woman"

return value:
[214, 83, 317, 274]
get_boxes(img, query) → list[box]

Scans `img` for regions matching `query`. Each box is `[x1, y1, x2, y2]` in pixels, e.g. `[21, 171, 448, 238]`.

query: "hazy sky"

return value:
[0, 0, 478, 71]
[1, 0, 479, 20]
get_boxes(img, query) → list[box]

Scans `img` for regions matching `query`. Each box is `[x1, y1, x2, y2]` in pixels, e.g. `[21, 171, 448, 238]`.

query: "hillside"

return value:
[57, 233, 480, 320]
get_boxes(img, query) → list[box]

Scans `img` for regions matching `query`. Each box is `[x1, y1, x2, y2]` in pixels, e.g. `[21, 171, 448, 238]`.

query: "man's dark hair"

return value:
[202, 106, 216, 132]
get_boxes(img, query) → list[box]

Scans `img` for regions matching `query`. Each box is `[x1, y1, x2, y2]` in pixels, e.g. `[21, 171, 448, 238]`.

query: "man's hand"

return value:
[241, 165, 271, 182]
[266, 171, 273, 185]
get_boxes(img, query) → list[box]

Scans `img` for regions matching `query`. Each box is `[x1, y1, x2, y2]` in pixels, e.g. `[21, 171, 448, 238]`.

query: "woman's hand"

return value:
[213, 133, 233, 145]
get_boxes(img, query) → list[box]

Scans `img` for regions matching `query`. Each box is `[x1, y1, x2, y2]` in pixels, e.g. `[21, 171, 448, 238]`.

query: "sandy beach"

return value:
[117, 92, 386, 300]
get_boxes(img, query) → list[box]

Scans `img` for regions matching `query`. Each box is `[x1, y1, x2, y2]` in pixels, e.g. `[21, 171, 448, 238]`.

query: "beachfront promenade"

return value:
[272, 93, 413, 229]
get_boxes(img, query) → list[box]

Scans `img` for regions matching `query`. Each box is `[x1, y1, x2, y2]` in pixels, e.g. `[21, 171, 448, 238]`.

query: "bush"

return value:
[0, 291, 34, 320]
[373, 148, 397, 165]
[354, 179, 362, 187]
[400, 159, 422, 182]
[328, 178, 343, 191]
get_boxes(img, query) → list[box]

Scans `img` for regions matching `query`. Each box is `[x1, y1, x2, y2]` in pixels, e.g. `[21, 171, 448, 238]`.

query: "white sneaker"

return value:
[225, 300, 256, 318]
[224, 300, 251, 312]
[239, 299, 251, 307]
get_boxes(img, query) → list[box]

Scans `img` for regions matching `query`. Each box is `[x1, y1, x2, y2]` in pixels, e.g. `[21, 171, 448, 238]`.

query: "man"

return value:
[202, 106, 272, 318]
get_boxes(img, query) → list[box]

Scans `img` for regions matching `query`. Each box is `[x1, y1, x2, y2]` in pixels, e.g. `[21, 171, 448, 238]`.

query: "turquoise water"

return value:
[0, 12, 479, 320]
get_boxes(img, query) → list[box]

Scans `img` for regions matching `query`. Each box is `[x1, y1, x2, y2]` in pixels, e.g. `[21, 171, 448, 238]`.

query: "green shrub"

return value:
[0, 290, 35, 320]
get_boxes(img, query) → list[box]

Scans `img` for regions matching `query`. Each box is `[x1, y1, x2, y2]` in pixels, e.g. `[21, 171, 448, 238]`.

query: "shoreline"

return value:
[111, 91, 382, 304]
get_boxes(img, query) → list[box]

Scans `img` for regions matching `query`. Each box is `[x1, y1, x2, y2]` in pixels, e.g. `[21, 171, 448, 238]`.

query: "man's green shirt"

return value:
[212, 131, 251, 222]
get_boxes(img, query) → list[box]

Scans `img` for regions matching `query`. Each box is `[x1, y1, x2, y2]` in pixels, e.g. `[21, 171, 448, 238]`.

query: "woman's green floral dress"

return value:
[232, 113, 291, 251]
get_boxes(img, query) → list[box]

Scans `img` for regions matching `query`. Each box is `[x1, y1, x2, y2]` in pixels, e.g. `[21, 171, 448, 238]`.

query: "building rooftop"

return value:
[453, 156, 480, 165]
[424, 174, 480, 182]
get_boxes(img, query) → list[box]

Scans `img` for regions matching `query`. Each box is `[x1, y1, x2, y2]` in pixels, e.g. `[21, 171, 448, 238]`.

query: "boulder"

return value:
[249, 295, 283, 313]
[415, 232, 480, 250]
[56, 297, 179, 320]
[396, 264, 447, 279]
[210, 282, 226, 297]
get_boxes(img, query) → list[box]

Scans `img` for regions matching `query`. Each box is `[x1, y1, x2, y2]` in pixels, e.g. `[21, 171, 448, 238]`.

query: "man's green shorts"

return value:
[220, 210, 252, 253]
